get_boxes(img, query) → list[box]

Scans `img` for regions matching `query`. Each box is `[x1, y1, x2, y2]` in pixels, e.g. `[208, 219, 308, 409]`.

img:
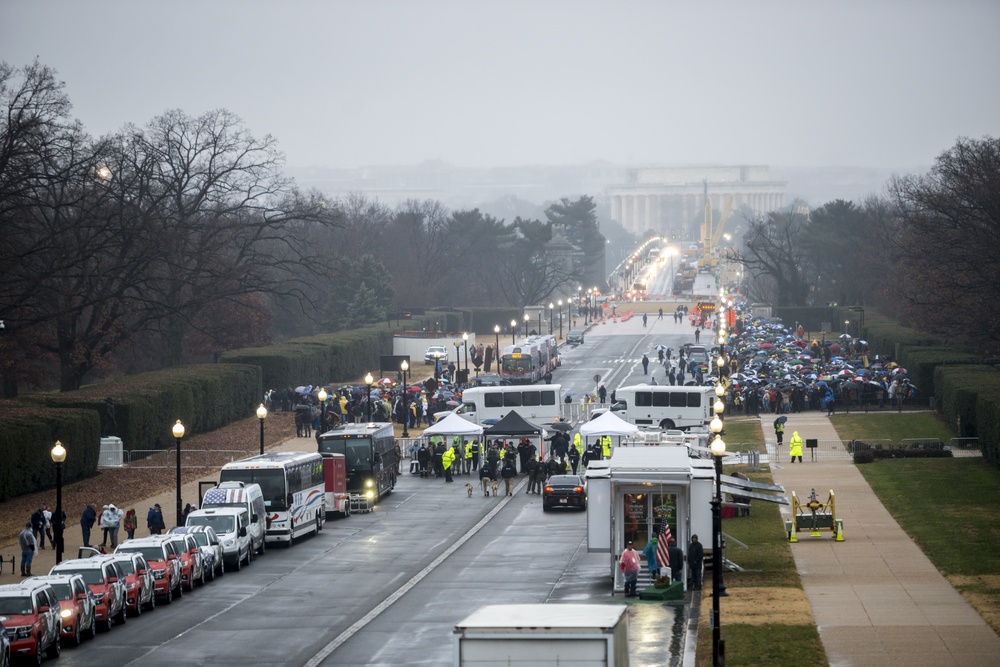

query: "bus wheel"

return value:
[659, 419, 676, 430]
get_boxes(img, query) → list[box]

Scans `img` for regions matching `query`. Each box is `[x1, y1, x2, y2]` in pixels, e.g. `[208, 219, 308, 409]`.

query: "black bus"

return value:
[317, 422, 398, 504]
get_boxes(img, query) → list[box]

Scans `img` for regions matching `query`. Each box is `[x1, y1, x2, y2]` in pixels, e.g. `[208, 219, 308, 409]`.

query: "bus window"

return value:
[503, 392, 522, 407]
[687, 393, 703, 408]
[652, 392, 670, 407]
[635, 392, 652, 407]
[521, 391, 541, 407]
[484, 393, 504, 408]
[540, 390, 556, 405]
[669, 392, 688, 408]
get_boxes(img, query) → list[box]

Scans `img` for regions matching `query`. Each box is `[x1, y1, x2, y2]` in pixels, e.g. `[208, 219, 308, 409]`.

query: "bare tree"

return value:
[729, 205, 811, 307]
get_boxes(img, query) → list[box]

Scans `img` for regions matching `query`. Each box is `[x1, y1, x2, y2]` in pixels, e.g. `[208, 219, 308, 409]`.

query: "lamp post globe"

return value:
[364, 372, 374, 423]
[715, 383, 725, 398]
[510, 319, 517, 344]
[51, 441, 66, 564]
[172, 420, 185, 527]
[318, 388, 328, 435]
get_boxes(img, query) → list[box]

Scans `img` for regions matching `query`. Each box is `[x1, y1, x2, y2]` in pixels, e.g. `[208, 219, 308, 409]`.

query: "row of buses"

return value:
[500, 334, 559, 383]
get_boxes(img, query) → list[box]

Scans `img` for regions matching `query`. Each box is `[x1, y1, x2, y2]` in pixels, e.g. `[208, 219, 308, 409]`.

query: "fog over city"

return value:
[3, 0, 998, 181]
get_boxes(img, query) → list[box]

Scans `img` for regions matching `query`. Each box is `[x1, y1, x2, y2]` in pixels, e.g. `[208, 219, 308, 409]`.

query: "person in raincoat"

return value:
[789, 431, 803, 463]
[442, 444, 456, 482]
[642, 536, 661, 581]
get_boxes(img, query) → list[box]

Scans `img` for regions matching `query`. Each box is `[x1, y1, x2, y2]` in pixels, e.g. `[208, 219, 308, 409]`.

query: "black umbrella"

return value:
[774, 415, 788, 425]
[547, 422, 573, 432]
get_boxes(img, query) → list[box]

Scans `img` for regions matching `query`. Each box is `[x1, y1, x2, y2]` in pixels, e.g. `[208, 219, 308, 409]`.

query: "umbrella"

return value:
[446, 400, 460, 407]
[839, 333, 852, 339]
[378, 378, 394, 386]
[774, 415, 788, 424]
[294, 385, 313, 395]
[547, 422, 573, 432]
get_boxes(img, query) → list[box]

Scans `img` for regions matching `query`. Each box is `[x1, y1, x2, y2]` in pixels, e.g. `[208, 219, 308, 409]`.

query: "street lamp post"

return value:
[510, 319, 517, 344]
[172, 420, 185, 528]
[494, 325, 501, 377]
[318, 388, 328, 432]
[549, 303, 555, 335]
[710, 430, 727, 667]
[557, 300, 564, 340]
[523, 313, 530, 337]
[256, 403, 267, 455]
[400, 360, 410, 438]
[454, 341, 462, 381]
[51, 441, 66, 564]
[364, 372, 374, 422]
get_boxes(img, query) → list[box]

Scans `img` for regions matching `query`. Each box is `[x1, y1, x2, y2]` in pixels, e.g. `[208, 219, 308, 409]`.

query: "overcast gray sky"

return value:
[3, 0, 998, 170]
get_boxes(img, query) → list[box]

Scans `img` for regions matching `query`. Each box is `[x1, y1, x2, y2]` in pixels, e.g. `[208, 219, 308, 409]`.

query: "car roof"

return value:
[0, 581, 50, 594]
[29, 573, 82, 583]
[52, 556, 118, 569]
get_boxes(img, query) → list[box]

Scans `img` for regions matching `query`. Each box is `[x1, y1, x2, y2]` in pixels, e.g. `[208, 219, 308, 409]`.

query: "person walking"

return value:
[501, 458, 517, 496]
[464, 440, 475, 475]
[620, 542, 641, 597]
[43, 504, 54, 547]
[81, 503, 97, 547]
[687, 535, 704, 590]
[479, 463, 494, 497]
[30, 507, 46, 549]
[774, 418, 784, 446]
[642, 313, 648, 327]
[789, 431, 804, 463]
[642, 537, 661, 582]
[568, 445, 581, 475]
[19, 522, 37, 577]
[147, 503, 165, 535]
[694, 328, 701, 343]
[529, 455, 547, 494]
[641, 354, 649, 375]
[667, 539, 684, 582]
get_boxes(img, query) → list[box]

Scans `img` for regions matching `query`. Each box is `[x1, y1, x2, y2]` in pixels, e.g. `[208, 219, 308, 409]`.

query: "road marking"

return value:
[304, 476, 528, 667]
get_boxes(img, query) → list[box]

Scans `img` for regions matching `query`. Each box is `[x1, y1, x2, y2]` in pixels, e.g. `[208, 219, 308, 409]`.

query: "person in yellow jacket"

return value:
[789, 431, 803, 463]
[464, 440, 475, 475]
[601, 434, 612, 459]
[442, 446, 456, 482]
[573, 432, 583, 458]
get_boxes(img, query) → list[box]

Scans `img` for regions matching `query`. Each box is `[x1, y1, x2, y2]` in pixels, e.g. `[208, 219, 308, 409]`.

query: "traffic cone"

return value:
[835, 519, 845, 542]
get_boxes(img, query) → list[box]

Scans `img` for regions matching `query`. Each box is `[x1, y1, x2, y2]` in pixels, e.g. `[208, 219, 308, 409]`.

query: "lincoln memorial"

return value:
[607, 165, 787, 237]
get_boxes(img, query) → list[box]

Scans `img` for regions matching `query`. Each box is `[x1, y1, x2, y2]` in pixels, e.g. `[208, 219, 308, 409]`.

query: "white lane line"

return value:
[304, 476, 528, 667]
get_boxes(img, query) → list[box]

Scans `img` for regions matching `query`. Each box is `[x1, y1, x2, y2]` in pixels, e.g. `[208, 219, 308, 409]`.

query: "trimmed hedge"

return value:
[0, 403, 101, 502]
[934, 365, 1000, 438]
[23, 364, 261, 453]
[896, 346, 981, 398]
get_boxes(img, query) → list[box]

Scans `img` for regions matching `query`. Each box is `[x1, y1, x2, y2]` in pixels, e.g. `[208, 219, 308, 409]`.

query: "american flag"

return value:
[656, 517, 672, 569]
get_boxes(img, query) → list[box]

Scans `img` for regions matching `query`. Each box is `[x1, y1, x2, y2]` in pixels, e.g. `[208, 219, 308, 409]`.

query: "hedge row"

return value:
[935, 365, 1000, 465]
[0, 403, 101, 502]
[23, 364, 261, 453]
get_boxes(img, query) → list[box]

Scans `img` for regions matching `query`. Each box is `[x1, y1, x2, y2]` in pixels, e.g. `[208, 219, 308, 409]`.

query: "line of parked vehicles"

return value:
[0, 481, 270, 665]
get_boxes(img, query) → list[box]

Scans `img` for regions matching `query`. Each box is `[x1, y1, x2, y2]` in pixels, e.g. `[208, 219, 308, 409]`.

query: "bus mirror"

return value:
[251, 513, 258, 524]
[287, 493, 294, 507]
[239, 526, 247, 537]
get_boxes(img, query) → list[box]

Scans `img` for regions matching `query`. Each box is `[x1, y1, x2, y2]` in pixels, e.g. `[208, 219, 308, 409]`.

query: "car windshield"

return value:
[49, 583, 73, 601]
[56, 568, 104, 585]
[568, 330, 582, 337]
[118, 546, 165, 563]
[0, 597, 33, 614]
[187, 514, 236, 535]
[167, 538, 188, 554]
[115, 559, 135, 575]
[548, 475, 582, 486]
[191, 533, 209, 547]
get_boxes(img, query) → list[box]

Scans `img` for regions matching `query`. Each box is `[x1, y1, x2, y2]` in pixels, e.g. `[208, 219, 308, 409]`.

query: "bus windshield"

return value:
[219, 468, 287, 510]
[503, 357, 532, 373]
[320, 437, 373, 473]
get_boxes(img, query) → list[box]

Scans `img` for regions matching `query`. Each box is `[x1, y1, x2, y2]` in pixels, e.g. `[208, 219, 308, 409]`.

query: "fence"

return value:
[99, 449, 252, 469]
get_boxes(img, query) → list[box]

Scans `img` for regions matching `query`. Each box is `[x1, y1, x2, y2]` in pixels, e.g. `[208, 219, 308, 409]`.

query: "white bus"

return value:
[610, 384, 714, 431]
[454, 384, 563, 425]
[218, 451, 326, 544]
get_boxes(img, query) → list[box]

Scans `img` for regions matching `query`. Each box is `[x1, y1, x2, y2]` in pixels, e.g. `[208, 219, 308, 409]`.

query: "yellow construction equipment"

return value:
[787, 488, 844, 542]
[698, 192, 733, 270]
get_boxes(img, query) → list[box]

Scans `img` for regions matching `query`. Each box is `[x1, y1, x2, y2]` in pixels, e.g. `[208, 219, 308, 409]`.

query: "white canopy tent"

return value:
[421, 412, 484, 436]
[578, 410, 640, 437]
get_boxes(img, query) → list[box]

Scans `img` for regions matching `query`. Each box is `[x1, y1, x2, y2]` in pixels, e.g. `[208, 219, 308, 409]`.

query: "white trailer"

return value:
[454, 604, 629, 667]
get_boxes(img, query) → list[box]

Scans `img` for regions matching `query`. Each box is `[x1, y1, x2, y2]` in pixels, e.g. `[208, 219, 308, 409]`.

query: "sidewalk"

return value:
[0, 435, 318, 580]
[767, 413, 1000, 666]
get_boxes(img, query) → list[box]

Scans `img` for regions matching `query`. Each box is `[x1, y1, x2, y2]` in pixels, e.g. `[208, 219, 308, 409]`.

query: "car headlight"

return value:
[93, 593, 105, 603]
[223, 538, 235, 547]
[126, 583, 137, 590]
[365, 490, 375, 499]
[60, 608, 72, 618]
[366, 479, 374, 488]
[152, 568, 165, 579]
[14, 625, 32, 639]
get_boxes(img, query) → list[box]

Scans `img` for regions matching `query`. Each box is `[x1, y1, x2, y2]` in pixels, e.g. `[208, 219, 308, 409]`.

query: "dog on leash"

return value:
[465, 483, 474, 497]
[491, 480, 499, 496]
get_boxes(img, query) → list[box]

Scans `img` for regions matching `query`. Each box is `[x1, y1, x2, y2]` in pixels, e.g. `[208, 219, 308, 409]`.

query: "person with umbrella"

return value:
[774, 415, 786, 446]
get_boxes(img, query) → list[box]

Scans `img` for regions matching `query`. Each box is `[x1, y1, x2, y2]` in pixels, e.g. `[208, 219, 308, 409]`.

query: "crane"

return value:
[699, 190, 733, 270]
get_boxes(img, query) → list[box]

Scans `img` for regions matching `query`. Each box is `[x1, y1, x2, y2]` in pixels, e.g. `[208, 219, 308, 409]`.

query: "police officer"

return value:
[601, 434, 612, 459]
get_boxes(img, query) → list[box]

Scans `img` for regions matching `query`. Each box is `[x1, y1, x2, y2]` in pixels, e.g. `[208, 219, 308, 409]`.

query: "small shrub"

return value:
[853, 450, 875, 464]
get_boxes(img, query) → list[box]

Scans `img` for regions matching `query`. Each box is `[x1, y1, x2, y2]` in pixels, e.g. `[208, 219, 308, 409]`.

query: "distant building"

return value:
[607, 165, 787, 238]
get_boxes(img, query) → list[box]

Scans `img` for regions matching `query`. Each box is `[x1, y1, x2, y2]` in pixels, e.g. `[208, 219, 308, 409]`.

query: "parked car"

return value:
[30, 573, 96, 646]
[565, 330, 585, 345]
[424, 345, 448, 364]
[185, 507, 251, 572]
[477, 373, 502, 386]
[200, 481, 266, 557]
[169, 526, 223, 581]
[0, 580, 61, 662]
[542, 474, 588, 511]
[164, 533, 205, 591]
[50, 556, 127, 632]
[115, 536, 182, 604]
[106, 553, 155, 616]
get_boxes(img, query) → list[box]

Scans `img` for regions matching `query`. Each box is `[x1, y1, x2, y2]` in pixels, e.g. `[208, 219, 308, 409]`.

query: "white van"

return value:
[202, 481, 266, 556]
[185, 507, 251, 572]
[612, 384, 714, 431]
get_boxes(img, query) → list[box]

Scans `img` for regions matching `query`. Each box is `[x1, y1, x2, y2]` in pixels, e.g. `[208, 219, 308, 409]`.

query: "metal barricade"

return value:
[949, 437, 979, 450]
[116, 449, 252, 468]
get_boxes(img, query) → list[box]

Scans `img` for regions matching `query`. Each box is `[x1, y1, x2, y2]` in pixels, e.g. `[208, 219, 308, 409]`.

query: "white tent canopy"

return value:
[578, 410, 640, 437]
[421, 412, 484, 436]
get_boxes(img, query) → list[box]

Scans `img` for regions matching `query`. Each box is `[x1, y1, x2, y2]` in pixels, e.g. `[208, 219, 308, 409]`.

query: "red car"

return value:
[108, 553, 155, 616]
[49, 556, 127, 633]
[0, 580, 61, 661]
[116, 537, 182, 604]
[30, 573, 97, 647]
[165, 534, 205, 591]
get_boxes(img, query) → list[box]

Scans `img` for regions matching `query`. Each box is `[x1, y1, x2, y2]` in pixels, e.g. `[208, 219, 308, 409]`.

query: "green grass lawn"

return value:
[830, 411, 957, 443]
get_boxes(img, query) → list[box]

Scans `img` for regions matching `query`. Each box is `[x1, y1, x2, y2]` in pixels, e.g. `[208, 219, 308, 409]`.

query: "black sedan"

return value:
[565, 330, 585, 345]
[542, 474, 588, 511]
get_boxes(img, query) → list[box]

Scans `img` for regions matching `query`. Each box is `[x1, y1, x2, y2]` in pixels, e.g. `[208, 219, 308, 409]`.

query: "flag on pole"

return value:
[656, 517, 672, 569]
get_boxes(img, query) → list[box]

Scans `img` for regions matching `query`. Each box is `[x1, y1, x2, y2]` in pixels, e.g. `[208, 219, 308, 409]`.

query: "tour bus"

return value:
[218, 452, 326, 543]
[453, 384, 563, 425]
[316, 422, 397, 511]
[501, 339, 542, 383]
[610, 384, 714, 431]
[534, 334, 560, 371]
